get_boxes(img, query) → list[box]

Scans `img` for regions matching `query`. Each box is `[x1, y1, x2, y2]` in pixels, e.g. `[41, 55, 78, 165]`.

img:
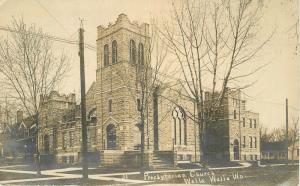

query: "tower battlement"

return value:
[97, 14, 149, 39]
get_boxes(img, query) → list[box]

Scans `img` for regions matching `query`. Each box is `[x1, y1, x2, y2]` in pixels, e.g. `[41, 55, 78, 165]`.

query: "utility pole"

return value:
[285, 98, 289, 165]
[79, 23, 88, 180]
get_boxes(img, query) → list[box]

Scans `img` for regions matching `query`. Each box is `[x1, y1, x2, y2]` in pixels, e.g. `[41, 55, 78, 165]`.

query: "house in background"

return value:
[0, 111, 36, 162]
[261, 141, 299, 161]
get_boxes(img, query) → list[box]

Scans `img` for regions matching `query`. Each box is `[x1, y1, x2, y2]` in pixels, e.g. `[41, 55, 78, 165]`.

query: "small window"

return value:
[249, 119, 252, 128]
[242, 118, 245, 127]
[249, 137, 252, 148]
[243, 136, 246, 148]
[254, 137, 257, 148]
[137, 99, 141, 111]
[104, 44, 109, 67]
[255, 155, 258, 160]
[253, 119, 257, 128]
[108, 99, 112, 113]
[112, 40, 117, 64]
[233, 110, 237, 119]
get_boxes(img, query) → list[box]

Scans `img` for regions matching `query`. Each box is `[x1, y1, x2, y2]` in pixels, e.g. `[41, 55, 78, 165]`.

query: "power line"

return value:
[0, 25, 97, 51]
[34, 0, 71, 36]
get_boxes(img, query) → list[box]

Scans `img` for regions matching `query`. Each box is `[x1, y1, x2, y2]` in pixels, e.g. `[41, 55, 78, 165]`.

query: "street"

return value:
[0, 163, 298, 185]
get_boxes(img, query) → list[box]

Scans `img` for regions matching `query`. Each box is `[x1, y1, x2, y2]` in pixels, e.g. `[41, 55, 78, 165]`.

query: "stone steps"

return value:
[152, 153, 174, 169]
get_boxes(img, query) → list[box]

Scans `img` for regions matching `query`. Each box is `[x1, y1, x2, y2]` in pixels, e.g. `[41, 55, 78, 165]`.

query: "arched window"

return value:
[104, 44, 109, 67]
[129, 40, 136, 64]
[172, 107, 187, 145]
[106, 124, 116, 150]
[138, 43, 144, 65]
[112, 40, 117, 64]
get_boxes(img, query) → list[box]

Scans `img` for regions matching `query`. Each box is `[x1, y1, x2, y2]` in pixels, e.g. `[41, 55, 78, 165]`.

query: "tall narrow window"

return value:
[249, 137, 252, 148]
[112, 40, 117, 64]
[44, 135, 49, 153]
[129, 40, 136, 64]
[69, 131, 74, 147]
[53, 128, 57, 150]
[242, 118, 245, 127]
[138, 43, 144, 65]
[108, 99, 112, 113]
[254, 137, 257, 148]
[62, 132, 67, 149]
[104, 44, 109, 67]
[233, 110, 237, 119]
[137, 99, 141, 111]
[249, 119, 252, 128]
[243, 136, 246, 148]
[253, 119, 257, 128]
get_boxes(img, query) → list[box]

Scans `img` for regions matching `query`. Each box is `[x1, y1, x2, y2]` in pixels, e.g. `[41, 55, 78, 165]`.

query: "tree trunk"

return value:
[197, 102, 204, 162]
[35, 113, 41, 175]
[140, 112, 145, 173]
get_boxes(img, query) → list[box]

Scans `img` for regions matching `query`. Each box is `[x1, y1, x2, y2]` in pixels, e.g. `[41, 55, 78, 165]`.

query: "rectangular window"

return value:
[108, 99, 112, 113]
[62, 156, 67, 163]
[249, 119, 252, 128]
[69, 156, 74, 164]
[297, 149, 299, 157]
[249, 137, 252, 148]
[254, 137, 257, 148]
[255, 155, 258, 160]
[253, 119, 257, 128]
[243, 118, 245, 127]
[234, 110, 237, 119]
[243, 136, 246, 148]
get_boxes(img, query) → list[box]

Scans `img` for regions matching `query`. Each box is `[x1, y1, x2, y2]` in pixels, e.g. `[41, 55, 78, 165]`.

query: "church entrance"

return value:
[106, 124, 116, 150]
[44, 135, 49, 153]
[233, 139, 239, 160]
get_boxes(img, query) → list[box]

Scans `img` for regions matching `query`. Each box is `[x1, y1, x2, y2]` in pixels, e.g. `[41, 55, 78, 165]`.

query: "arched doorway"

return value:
[233, 139, 239, 160]
[44, 135, 49, 153]
[106, 124, 116, 150]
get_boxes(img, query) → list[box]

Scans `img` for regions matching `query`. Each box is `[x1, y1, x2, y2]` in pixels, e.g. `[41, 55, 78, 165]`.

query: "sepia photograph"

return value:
[0, 0, 298, 185]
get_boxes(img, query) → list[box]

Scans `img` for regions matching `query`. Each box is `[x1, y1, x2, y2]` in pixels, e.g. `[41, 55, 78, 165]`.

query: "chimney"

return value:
[17, 110, 23, 123]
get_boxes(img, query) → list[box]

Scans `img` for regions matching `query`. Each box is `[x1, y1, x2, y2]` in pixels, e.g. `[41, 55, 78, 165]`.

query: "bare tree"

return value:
[159, 0, 271, 161]
[0, 19, 69, 175]
[288, 117, 299, 161]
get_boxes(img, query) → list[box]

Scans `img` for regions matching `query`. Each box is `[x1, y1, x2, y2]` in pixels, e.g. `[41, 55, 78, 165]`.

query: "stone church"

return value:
[38, 14, 200, 167]
[38, 14, 260, 167]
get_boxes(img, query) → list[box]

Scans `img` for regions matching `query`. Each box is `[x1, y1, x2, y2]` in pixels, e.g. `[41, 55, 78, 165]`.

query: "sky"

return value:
[0, 0, 298, 130]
